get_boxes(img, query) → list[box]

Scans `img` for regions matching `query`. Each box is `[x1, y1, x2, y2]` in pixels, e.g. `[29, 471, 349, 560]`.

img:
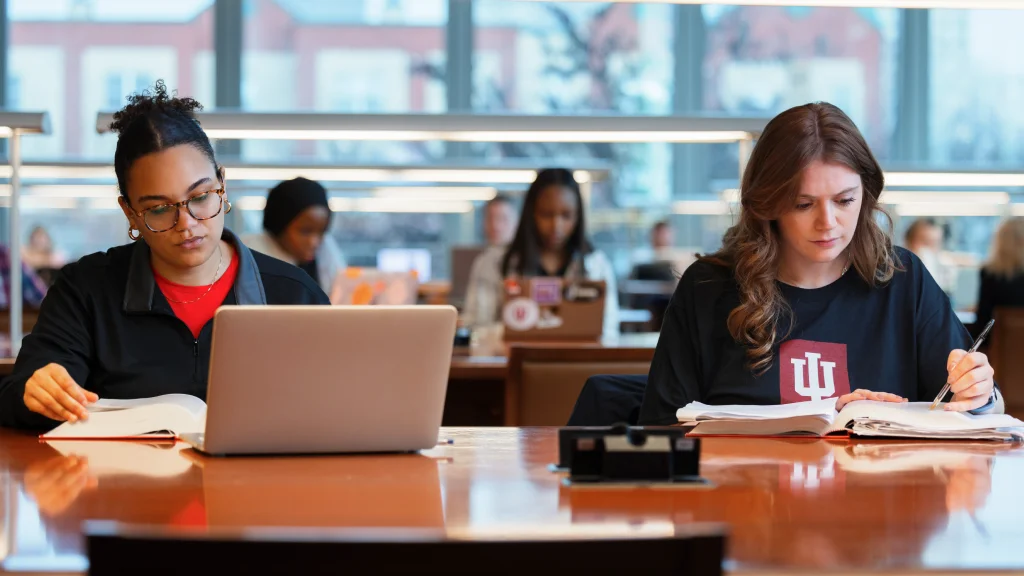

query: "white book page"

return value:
[830, 401, 1024, 434]
[43, 402, 206, 439]
[88, 394, 207, 419]
[677, 398, 838, 423]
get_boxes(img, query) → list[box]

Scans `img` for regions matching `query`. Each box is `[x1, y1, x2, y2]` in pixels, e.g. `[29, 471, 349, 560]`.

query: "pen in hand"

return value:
[929, 319, 995, 411]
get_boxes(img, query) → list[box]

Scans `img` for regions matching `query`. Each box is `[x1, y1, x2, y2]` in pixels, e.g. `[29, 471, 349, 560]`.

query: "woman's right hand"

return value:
[23, 363, 97, 422]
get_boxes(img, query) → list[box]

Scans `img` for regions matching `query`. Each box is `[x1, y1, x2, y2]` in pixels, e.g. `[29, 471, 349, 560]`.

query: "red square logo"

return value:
[779, 340, 851, 404]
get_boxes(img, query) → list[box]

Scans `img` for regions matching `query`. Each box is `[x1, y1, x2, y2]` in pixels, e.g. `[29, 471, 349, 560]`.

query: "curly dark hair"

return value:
[110, 80, 219, 203]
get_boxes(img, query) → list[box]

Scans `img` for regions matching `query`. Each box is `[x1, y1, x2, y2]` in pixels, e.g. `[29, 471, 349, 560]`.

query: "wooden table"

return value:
[2, 427, 1023, 574]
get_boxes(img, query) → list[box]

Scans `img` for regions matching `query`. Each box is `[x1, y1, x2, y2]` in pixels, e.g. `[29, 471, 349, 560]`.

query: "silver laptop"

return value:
[180, 305, 457, 456]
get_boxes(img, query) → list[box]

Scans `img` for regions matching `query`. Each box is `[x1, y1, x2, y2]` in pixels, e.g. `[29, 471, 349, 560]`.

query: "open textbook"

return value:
[40, 394, 207, 440]
[677, 399, 1024, 441]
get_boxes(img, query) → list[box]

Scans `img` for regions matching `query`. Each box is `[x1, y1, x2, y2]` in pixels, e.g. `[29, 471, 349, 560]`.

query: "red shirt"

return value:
[154, 251, 240, 339]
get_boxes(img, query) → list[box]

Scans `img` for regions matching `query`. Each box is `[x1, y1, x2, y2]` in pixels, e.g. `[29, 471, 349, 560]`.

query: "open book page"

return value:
[678, 399, 839, 437]
[45, 441, 196, 478]
[676, 398, 838, 422]
[88, 394, 207, 418]
[42, 395, 207, 439]
[684, 415, 836, 437]
[828, 401, 1024, 440]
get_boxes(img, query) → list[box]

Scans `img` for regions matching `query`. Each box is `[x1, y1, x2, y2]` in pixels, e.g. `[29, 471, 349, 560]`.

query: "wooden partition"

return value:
[505, 345, 655, 426]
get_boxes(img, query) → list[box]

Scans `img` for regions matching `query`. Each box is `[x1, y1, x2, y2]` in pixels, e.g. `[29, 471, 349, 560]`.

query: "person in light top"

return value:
[461, 168, 618, 337]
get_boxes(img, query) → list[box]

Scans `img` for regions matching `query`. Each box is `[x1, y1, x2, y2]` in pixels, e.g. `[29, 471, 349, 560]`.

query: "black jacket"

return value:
[0, 229, 329, 430]
[974, 268, 1024, 340]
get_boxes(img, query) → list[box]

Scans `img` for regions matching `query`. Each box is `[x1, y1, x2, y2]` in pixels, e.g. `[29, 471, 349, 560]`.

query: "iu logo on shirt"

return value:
[779, 339, 851, 404]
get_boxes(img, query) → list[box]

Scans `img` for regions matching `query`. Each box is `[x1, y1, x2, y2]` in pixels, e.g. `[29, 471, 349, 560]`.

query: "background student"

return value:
[973, 217, 1024, 340]
[461, 168, 618, 336]
[482, 194, 518, 248]
[243, 177, 346, 292]
[0, 81, 328, 431]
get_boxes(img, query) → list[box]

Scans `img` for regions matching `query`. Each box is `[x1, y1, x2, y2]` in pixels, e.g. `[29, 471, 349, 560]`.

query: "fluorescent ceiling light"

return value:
[204, 129, 753, 143]
[1013, 205, 1024, 217]
[0, 112, 50, 136]
[895, 203, 1006, 217]
[97, 112, 766, 144]
[0, 164, 601, 186]
[225, 167, 542, 184]
[237, 196, 473, 214]
[885, 172, 1024, 187]
[879, 191, 1011, 204]
[328, 198, 473, 213]
[672, 200, 733, 215]
[512, 0, 1024, 7]
[373, 187, 497, 202]
[0, 197, 77, 210]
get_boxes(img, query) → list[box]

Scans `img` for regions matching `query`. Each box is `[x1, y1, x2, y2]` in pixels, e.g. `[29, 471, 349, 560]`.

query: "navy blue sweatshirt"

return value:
[640, 247, 985, 425]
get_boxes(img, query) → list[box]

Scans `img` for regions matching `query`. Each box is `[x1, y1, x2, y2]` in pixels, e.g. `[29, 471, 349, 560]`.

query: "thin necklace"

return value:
[163, 245, 225, 305]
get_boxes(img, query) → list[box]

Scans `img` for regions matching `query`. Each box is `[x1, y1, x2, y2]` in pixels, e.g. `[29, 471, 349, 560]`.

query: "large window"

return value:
[9, 0, 216, 161]
[703, 6, 900, 163]
[474, 2, 675, 275]
[930, 10, 1024, 167]
[240, 0, 447, 164]
[8, 0, 216, 262]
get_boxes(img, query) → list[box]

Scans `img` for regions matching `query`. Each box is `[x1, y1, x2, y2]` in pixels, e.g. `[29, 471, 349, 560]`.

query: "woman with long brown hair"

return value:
[637, 102, 998, 425]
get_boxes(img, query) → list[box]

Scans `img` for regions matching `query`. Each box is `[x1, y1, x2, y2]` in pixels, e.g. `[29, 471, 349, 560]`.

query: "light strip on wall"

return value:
[96, 112, 766, 144]
[512, 0, 1024, 7]
[0, 165, 577, 186]
[672, 200, 733, 215]
[895, 204, 1007, 217]
[885, 172, 1024, 187]
[373, 187, 498, 201]
[201, 128, 755, 144]
[879, 191, 1011, 204]
[330, 198, 472, 213]
[237, 196, 472, 214]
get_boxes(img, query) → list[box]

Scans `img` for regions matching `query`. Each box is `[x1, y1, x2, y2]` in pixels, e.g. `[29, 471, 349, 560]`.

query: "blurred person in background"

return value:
[462, 168, 618, 336]
[483, 194, 518, 247]
[244, 177, 346, 293]
[22, 226, 68, 287]
[904, 218, 955, 294]
[974, 217, 1024, 339]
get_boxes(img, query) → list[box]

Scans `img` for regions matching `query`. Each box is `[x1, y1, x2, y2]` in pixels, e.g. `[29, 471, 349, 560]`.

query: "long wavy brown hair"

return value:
[704, 102, 899, 374]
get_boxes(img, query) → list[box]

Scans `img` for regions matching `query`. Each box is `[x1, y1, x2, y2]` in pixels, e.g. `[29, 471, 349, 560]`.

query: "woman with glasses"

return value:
[0, 81, 329, 430]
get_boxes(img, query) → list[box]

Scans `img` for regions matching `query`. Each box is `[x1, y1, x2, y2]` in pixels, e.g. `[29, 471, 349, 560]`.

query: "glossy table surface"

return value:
[2, 427, 1024, 574]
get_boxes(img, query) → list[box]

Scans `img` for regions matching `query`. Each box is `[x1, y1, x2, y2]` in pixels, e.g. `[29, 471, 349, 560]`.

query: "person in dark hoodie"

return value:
[569, 102, 1000, 426]
[0, 80, 328, 430]
[243, 177, 346, 292]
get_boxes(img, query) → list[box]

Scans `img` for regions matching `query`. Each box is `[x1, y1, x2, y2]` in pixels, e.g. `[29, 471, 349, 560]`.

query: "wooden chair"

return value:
[989, 308, 1024, 418]
[505, 345, 655, 426]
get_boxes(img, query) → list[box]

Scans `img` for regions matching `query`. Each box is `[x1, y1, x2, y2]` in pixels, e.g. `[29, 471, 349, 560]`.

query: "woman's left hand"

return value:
[944, 349, 995, 412]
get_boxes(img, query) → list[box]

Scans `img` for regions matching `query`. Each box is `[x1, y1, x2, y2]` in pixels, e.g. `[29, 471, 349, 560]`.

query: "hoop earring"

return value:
[128, 226, 141, 241]
[224, 200, 233, 214]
